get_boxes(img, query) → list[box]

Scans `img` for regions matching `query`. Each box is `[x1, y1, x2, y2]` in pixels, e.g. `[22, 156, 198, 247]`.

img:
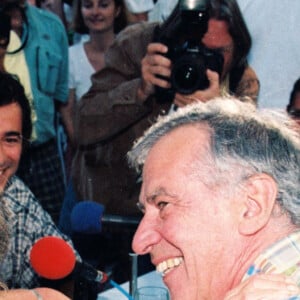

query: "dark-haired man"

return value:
[0, 73, 78, 292]
[1, 0, 69, 224]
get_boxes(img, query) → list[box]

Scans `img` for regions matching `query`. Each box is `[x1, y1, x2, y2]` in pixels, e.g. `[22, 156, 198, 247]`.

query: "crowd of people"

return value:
[0, 0, 299, 299]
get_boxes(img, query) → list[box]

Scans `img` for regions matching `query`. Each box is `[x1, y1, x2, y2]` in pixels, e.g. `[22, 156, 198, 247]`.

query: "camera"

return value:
[156, 0, 224, 95]
[169, 41, 224, 95]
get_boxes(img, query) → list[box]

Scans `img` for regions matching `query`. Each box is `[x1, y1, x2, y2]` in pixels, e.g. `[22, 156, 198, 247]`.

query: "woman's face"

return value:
[81, 0, 120, 33]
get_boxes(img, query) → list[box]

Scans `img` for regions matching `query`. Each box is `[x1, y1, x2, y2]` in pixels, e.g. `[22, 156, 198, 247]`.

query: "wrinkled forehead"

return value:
[143, 124, 211, 175]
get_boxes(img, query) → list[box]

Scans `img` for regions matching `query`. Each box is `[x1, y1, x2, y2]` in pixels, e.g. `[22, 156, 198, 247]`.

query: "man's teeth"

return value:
[156, 257, 183, 276]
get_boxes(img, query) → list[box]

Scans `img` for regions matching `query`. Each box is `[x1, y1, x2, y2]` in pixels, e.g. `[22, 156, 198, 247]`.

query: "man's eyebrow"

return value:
[4, 131, 22, 137]
[145, 187, 175, 204]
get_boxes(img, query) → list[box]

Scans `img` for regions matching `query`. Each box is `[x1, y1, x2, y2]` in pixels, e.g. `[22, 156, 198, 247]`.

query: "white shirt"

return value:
[68, 42, 95, 101]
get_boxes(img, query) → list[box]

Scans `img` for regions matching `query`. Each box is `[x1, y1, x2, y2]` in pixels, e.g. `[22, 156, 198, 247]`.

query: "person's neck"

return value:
[88, 29, 115, 53]
[211, 217, 298, 299]
[232, 218, 298, 286]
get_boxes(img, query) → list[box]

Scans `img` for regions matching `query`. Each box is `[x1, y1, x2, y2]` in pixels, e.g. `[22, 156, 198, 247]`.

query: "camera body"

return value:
[156, 0, 224, 95]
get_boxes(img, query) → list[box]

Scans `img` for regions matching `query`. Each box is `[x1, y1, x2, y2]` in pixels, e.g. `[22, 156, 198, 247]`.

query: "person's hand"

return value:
[137, 43, 171, 101]
[173, 69, 220, 107]
[224, 274, 300, 300]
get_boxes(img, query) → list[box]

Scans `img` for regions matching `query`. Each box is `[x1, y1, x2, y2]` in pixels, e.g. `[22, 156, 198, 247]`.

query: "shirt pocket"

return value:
[36, 46, 62, 95]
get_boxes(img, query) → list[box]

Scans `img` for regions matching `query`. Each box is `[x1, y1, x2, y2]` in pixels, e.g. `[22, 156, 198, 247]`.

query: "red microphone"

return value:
[30, 236, 76, 280]
[30, 236, 108, 283]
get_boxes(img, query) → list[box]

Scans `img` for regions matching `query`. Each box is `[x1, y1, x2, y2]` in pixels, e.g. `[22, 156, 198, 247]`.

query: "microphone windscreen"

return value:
[30, 236, 76, 280]
[71, 201, 105, 234]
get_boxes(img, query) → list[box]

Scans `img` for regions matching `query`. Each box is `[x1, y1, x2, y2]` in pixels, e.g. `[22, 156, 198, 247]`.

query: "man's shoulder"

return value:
[26, 4, 65, 31]
[4, 176, 36, 210]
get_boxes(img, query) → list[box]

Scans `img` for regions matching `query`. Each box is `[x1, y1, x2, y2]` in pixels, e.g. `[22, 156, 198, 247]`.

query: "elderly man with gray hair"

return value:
[128, 97, 300, 300]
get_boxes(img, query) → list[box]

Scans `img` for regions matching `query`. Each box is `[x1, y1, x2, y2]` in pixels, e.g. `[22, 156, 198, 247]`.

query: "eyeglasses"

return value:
[0, 133, 27, 148]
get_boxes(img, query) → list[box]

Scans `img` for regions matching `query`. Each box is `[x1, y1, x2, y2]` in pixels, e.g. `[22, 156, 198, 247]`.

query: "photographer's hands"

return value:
[174, 69, 220, 107]
[137, 43, 171, 101]
[137, 43, 221, 106]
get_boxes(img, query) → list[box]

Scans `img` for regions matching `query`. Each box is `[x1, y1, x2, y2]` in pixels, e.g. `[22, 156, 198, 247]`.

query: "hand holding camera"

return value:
[138, 0, 229, 106]
[137, 42, 171, 102]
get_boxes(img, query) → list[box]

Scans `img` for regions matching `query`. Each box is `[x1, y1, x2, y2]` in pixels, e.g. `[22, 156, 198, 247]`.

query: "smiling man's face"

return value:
[0, 102, 23, 191]
[132, 125, 242, 299]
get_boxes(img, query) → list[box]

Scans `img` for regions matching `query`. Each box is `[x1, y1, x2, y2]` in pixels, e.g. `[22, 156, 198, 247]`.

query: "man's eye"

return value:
[4, 137, 21, 145]
[157, 201, 168, 211]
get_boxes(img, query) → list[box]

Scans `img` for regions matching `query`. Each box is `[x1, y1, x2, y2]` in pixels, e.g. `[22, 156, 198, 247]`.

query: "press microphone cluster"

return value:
[70, 201, 141, 234]
[30, 236, 135, 300]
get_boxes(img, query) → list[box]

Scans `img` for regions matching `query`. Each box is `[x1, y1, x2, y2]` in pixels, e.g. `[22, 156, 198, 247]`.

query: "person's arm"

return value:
[0, 288, 70, 299]
[224, 274, 300, 300]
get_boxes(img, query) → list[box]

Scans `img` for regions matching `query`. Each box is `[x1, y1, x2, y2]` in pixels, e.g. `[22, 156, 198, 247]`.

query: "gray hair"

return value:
[128, 97, 300, 225]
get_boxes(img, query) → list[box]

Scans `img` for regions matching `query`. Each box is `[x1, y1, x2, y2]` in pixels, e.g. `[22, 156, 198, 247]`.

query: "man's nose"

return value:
[132, 214, 161, 255]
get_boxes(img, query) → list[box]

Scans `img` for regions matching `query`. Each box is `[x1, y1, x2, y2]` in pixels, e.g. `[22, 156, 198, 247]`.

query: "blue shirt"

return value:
[23, 4, 69, 144]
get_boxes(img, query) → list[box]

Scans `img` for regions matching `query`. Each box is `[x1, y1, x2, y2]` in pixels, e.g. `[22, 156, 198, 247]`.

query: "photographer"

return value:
[138, 0, 259, 107]
[68, 0, 259, 280]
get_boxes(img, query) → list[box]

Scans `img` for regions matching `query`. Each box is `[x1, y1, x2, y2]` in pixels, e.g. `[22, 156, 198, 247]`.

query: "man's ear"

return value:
[238, 173, 278, 236]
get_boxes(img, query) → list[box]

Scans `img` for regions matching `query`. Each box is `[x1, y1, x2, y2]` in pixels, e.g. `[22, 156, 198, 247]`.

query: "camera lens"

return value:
[171, 54, 207, 94]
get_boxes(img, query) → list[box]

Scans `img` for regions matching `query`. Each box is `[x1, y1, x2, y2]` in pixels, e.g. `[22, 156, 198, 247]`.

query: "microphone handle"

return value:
[101, 214, 141, 226]
[73, 262, 107, 300]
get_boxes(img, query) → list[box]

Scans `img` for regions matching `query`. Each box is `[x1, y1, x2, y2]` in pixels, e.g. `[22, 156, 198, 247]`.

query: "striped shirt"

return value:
[243, 231, 300, 300]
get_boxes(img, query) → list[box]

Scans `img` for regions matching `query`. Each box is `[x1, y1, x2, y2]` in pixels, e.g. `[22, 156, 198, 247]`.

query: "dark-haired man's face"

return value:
[202, 19, 234, 79]
[0, 103, 22, 191]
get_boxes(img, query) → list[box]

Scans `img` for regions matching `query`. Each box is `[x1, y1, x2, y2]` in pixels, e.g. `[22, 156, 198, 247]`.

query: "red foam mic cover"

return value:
[30, 236, 76, 280]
